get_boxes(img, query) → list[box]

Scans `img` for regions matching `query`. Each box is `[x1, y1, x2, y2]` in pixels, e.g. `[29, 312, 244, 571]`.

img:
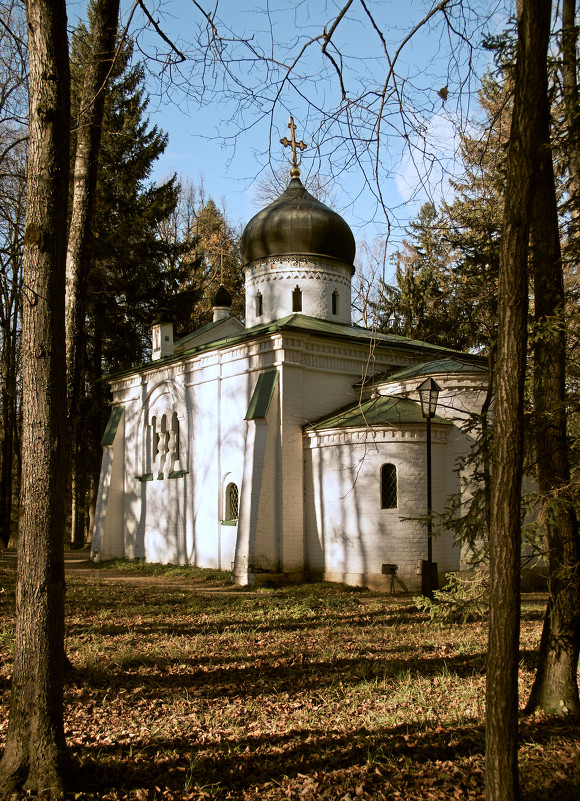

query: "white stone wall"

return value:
[379, 372, 490, 573]
[248, 389, 282, 573]
[303, 424, 461, 591]
[93, 323, 487, 590]
[245, 256, 353, 326]
[91, 413, 125, 560]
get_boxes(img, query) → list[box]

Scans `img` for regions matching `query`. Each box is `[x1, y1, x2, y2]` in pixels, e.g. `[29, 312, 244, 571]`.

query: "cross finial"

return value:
[280, 116, 307, 177]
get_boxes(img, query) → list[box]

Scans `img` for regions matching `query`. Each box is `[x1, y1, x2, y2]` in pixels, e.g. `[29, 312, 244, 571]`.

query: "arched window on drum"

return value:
[292, 286, 302, 312]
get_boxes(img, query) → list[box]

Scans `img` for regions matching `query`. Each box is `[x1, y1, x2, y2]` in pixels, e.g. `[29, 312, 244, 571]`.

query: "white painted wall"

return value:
[92, 323, 487, 591]
[245, 256, 353, 326]
[303, 425, 458, 591]
[91, 412, 125, 560]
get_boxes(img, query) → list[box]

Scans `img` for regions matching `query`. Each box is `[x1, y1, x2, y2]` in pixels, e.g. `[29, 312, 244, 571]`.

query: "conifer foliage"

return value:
[70, 29, 181, 546]
[158, 178, 244, 337]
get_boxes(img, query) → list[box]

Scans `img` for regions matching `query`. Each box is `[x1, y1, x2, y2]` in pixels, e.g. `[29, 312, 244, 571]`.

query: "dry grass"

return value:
[0, 560, 578, 800]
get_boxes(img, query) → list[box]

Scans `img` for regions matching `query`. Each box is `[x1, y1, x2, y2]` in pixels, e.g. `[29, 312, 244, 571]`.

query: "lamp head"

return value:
[416, 377, 441, 419]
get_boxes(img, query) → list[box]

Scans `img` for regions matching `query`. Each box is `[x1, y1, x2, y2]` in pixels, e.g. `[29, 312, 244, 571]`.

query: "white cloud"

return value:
[394, 113, 463, 208]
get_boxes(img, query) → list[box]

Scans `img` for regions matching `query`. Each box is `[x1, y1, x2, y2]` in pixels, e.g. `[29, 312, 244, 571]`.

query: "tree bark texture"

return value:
[0, 0, 70, 796]
[66, 0, 119, 546]
[0, 87, 26, 549]
[0, 248, 21, 548]
[0, 303, 18, 548]
[485, 2, 552, 801]
[525, 4, 580, 713]
[562, 0, 580, 242]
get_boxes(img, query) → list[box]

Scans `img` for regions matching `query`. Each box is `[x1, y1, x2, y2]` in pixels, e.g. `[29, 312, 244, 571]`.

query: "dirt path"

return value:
[1, 548, 253, 595]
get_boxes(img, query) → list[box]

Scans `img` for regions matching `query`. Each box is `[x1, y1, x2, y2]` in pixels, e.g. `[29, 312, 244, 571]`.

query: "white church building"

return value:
[91, 149, 488, 591]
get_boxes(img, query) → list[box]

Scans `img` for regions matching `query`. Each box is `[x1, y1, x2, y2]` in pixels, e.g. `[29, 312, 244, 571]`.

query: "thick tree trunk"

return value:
[485, 2, 552, 800]
[66, 0, 119, 547]
[0, 0, 70, 796]
[524, 2, 580, 713]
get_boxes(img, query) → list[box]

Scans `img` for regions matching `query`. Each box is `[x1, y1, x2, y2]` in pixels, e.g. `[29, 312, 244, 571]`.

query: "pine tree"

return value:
[72, 37, 180, 544]
[85, 51, 179, 372]
[379, 202, 465, 348]
[158, 177, 244, 336]
[442, 67, 516, 356]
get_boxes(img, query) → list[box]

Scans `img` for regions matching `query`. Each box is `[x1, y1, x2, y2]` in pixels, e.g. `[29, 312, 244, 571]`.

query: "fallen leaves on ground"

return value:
[0, 563, 578, 800]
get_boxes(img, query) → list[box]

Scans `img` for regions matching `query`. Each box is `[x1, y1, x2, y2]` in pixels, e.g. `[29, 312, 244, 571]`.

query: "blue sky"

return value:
[70, 0, 509, 261]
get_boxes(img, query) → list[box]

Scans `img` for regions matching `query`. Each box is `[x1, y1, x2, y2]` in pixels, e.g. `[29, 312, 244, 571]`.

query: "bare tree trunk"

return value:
[0, 0, 70, 795]
[485, 2, 552, 800]
[0, 210, 22, 548]
[0, 8, 27, 549]
[524, 0, 580, 715]
[0, 295, 19, 547]
[562, 0, 580, 246]
[66, 0, 119, 547]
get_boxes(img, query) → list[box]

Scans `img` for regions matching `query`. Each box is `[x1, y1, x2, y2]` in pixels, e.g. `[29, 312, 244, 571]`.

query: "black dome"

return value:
[212, 285, 232, 307]
[240, 177, 356, 267]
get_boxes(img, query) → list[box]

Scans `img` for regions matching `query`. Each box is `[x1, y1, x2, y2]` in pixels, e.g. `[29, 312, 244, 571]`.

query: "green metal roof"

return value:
[305, 395, 449, 431]
[173, 314, 463, 362]
[105, 314, 474, 382]
[173, 318, 222, 348]
[378, 357, 488, 384]
[245, 370, 278, 420]
[101, 405, 123, 445]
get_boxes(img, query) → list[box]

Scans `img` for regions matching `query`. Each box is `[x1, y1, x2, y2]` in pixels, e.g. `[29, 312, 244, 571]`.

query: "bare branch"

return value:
[138, 0, 186, 62]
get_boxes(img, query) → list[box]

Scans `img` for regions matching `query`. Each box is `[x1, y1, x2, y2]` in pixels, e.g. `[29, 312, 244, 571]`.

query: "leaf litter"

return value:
[0, 562, 578, 799]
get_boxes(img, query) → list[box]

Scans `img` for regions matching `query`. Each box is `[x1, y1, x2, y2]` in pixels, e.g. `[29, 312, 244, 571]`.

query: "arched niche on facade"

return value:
[137, 381, 188, 480]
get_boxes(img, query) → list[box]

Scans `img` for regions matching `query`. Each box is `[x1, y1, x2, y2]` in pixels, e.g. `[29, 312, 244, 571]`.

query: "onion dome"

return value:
[212, 285, 232, 307]
[240, 176, 356, 267]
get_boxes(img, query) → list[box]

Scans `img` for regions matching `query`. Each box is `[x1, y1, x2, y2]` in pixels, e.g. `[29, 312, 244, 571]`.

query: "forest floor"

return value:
[0, 554, 579, 800]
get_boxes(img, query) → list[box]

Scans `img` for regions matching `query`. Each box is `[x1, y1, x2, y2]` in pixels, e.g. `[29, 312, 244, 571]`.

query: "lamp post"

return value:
[417, 377, 441, 597]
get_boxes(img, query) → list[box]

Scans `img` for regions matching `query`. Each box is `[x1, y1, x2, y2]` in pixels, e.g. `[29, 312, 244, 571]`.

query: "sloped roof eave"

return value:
[304, 395, 450, 431]
[103, 314, 477, 384]
[304, 420, 452, 439]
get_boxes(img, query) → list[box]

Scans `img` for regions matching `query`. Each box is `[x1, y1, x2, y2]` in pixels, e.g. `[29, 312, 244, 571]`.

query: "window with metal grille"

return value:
[381, 464, 397, 509]
[226, 482, 239, 520]
[292, 286, 302, 312]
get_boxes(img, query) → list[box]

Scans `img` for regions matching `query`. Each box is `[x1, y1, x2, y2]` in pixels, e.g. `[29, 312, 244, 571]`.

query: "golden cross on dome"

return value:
[280, 117, 307, 177]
